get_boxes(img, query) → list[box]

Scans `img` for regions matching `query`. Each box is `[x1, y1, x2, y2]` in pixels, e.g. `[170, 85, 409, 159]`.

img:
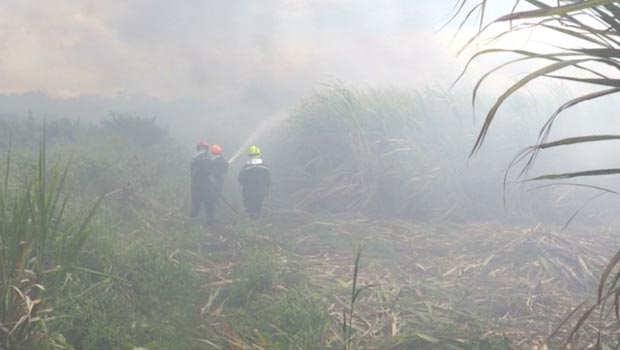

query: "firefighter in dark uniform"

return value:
[190, 141, 216, 223]
[210, 144, 229, 214]
[238, 145, 270, 218]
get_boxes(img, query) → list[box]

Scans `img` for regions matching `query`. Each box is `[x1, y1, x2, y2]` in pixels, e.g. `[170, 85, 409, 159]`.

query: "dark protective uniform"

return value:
[211, 155, 229, 208]
[238, 158, 270, 218]
[211, 155, 229, 191]
[190, 151, 216, 221]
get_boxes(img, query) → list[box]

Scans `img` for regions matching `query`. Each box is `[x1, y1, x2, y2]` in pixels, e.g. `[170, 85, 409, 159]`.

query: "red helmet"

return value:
[196, 140, 209, 151]
[211, 144, 222, 155]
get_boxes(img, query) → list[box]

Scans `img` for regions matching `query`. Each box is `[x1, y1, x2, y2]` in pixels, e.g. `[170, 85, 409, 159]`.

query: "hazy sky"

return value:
[0, 1, 463, 102]
[4, 1, 620, 211]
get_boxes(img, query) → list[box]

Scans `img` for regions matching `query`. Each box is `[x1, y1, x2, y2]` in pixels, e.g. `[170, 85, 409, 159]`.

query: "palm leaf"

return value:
[451, 2, 620, 344]
[518, 134, 620, 175]
[527, 168, 620, 181]
[496, 0, 618, 22]
[471, 58, 596, 155]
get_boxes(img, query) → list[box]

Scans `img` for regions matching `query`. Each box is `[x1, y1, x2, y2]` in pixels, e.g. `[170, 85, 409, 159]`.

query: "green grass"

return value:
[227, 287, 332, 350]
[55, 239, 204, 350]
[0, 138, 101, 350]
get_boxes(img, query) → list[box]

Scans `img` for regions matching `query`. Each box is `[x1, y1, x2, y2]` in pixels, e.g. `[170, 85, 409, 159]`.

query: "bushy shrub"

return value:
[100, 113, 169, 148]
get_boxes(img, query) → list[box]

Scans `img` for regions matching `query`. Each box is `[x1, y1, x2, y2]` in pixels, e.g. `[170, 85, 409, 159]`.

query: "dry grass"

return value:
[187, 211, 620, 349]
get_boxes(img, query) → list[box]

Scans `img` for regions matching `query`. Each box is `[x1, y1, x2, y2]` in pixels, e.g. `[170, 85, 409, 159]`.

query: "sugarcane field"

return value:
[3, 1, 620, 350]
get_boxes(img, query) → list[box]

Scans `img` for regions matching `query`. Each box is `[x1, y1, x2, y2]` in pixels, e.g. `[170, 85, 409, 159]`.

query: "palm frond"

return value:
[452, 2, 620, 346]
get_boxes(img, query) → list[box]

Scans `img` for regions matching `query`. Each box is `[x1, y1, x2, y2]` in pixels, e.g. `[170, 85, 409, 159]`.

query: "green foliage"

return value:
[101, 113, 169, 148]
[463, 334, 513, 350]
[55, 239, 204, 350]
[0, 139, 101, 350]
[228, 245, 280, 306]
[0, 119, 200, 350]
[230, 287, 332, 350]
[343, 249, 376, 350]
